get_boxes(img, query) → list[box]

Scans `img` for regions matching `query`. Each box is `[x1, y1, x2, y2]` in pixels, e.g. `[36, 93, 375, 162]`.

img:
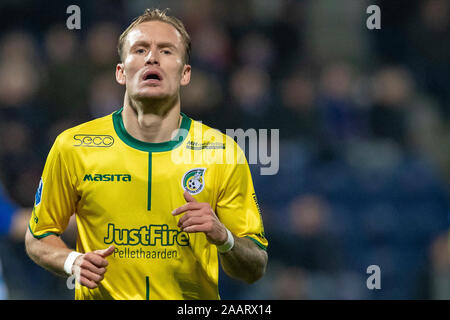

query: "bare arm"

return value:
[25, 228, 114, 288]
[218, 235, 268, 284]
[25, 228, 72, 277]
[173, 191, 268, 284]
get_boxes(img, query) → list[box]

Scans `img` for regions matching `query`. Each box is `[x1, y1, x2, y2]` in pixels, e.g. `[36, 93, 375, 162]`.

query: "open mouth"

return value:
[143, 70, 163, 82]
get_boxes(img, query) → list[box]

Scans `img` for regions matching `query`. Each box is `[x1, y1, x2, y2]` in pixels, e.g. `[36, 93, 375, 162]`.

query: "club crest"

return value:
[181, 168, 206, 195]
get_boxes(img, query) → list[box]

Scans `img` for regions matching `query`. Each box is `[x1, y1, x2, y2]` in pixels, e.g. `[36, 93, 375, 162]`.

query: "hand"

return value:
[72, 245, 115, 289]
[172, 191, 228, 246]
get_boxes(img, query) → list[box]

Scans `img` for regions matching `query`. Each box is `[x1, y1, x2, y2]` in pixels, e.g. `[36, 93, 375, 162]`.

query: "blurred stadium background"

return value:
[0, 0, 448, 299]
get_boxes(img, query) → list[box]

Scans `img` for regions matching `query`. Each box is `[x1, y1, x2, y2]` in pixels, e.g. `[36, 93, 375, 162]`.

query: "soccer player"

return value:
[25, 9, 268, 300]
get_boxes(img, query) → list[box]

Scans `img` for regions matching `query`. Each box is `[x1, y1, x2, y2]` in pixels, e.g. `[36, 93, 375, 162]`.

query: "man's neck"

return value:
[122, 95, 182, 144]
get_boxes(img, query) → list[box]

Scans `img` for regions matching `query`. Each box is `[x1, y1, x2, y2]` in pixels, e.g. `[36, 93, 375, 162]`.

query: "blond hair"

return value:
[117, 8, 191, 64]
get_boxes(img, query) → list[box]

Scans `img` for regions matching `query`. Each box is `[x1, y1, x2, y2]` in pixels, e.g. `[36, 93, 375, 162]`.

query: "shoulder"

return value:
[187, 117, 247, 165]
[52, 113, 115, 152]
[188, 118, 237, 148]
[56, 114, 114, 145]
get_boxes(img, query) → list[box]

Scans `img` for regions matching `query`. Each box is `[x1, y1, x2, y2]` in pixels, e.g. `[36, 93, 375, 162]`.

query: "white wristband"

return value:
[217, 228, 234, 253]
[64, 251, 82, 276]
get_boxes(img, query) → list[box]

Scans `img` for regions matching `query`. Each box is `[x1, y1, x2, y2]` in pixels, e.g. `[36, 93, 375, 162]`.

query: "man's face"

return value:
[116, 21, 191, 103]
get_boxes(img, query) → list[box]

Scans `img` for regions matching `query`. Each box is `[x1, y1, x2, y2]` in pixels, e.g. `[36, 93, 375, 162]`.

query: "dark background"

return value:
[0, 0, 448, 299]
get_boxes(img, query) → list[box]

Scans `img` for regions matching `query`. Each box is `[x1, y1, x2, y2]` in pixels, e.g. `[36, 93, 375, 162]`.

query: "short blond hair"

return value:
[117, 8, 191, 64]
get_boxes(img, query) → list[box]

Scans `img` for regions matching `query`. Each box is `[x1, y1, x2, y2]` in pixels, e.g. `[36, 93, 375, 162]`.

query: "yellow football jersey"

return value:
[28, 108, 267, 300]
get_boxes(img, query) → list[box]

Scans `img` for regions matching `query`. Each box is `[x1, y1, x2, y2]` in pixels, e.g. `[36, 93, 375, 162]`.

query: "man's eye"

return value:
[136, 48, 145, 54]
[161, 50, 171, 55]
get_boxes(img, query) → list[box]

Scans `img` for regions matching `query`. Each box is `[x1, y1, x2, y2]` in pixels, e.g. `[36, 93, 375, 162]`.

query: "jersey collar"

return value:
[112, 107, 192, 152]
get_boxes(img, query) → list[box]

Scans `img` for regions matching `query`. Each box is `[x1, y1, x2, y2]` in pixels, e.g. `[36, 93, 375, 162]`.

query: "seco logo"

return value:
[73, 134, 114, 147]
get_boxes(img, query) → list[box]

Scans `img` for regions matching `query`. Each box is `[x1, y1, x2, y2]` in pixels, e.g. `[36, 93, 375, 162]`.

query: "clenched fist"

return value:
[72, 245, 115, 289]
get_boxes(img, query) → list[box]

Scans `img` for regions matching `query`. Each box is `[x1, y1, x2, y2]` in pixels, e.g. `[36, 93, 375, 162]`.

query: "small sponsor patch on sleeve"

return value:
[34, 178, 43, 206]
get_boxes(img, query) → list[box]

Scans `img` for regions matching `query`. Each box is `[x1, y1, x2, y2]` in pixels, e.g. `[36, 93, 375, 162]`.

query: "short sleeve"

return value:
[215, 146, 267, 251]
[28, 136, 77, 239]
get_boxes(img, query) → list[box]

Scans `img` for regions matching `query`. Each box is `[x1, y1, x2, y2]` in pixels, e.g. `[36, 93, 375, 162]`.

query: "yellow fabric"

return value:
[29, 109, 267, 300]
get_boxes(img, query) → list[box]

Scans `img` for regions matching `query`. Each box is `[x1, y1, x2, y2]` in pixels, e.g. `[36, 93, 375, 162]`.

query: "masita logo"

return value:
[83, 174, 131, 182]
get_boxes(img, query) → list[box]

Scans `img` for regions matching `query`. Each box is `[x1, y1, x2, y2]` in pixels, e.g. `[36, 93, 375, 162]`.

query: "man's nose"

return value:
[145, 50, 159, 65]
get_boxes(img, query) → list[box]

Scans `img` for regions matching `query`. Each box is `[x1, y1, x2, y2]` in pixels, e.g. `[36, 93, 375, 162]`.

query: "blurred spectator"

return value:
[264, 0, 305, 76]
[0, 121, 31, 158]
[0, 30, 39, 65]
[44, 25, 77, 64]
[269, 193, 342, 273]
[0, 177, 77, 299]
[0, 59, 39, 110]
[317, 63, 367, 143]
[190, 21, 231, 74]
[276, 71, 319, 140]
[88, 72, 124, 118]
[0, 121, 42, 205]
[0, 30, 48, 163]
[429, 230, 450, 299]
[369, 66, 414, 145]
[0, 182, 29, 242]
[85, 21, 121, 71]
[41, 25, 90, 122]
[408, 0, 450, 116]
[271, 265, 307, 299]
[305, 0, 369, 65]
[0, 181, 31, 299]
[229, 64, 272, 129]
[180, 69, 224, 127]
[0, 31, 42, 122]
[405, 97, 450, 182]
[236, 32, 275, 70]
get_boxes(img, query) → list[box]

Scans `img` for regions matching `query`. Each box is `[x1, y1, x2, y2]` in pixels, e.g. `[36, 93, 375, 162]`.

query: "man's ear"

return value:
[180, 64, 191, 86]
[116, 63, 126, 85]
